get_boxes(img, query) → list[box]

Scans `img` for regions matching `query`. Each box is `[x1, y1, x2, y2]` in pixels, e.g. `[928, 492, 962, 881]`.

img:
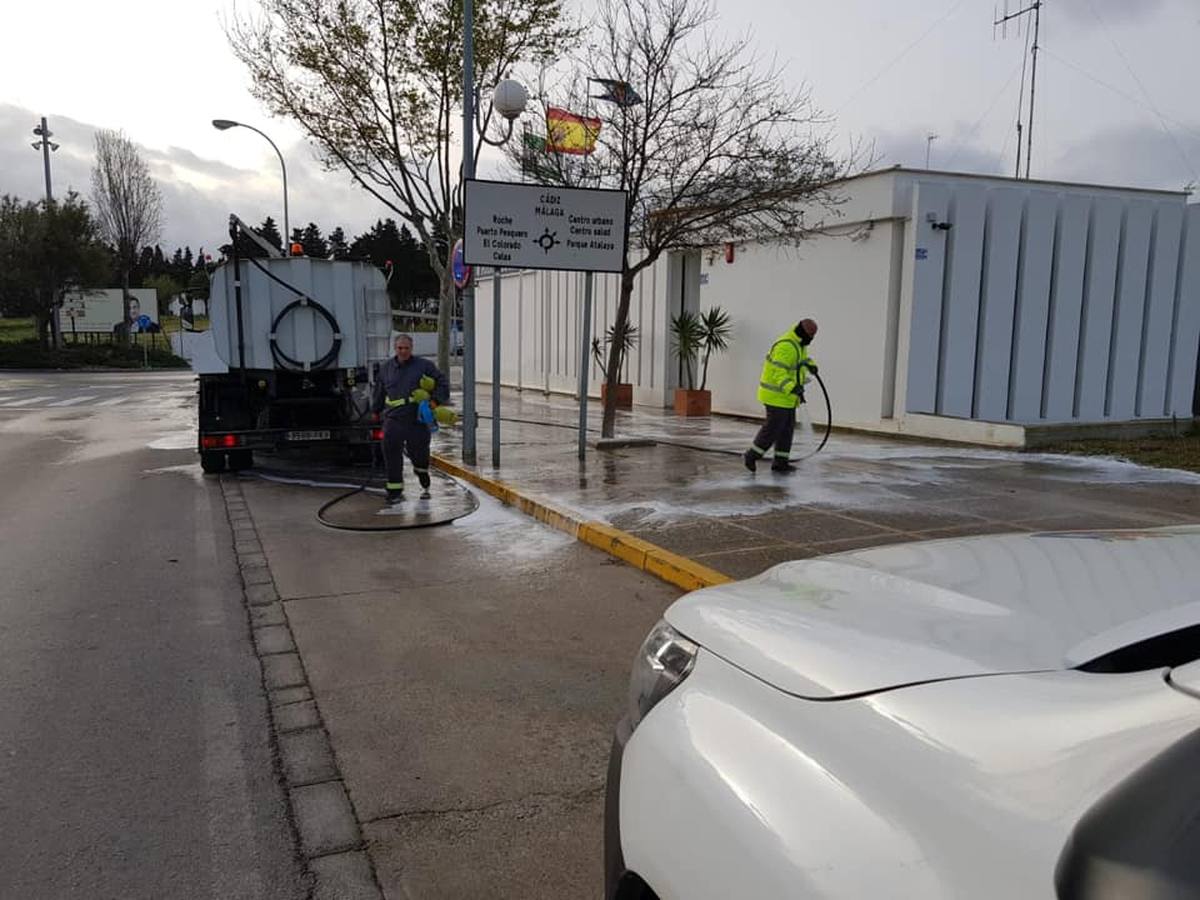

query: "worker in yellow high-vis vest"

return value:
[743, 319, 818, 474]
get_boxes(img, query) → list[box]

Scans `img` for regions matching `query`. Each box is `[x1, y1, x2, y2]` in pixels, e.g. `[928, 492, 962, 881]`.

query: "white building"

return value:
[475, 167, 1200, 446]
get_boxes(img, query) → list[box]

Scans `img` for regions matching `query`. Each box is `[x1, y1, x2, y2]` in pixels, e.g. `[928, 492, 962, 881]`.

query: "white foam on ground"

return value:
[451, 489, 575, 560]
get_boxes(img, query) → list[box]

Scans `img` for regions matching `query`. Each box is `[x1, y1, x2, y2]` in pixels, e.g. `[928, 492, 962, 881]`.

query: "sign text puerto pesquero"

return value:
[463, 180, 628, 273]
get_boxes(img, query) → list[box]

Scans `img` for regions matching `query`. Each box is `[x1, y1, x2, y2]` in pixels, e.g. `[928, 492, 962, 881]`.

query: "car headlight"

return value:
[628, 621, 698, 731]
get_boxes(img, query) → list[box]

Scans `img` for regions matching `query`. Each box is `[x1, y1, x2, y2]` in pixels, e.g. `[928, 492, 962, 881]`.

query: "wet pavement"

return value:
[435, 387, 1200, 579]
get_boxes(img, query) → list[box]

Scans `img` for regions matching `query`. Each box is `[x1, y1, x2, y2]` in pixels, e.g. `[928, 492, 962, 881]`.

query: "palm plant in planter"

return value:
[592, 321, 639, 408]
[671, 309, 706, 416]
[672, 306, 732, 416]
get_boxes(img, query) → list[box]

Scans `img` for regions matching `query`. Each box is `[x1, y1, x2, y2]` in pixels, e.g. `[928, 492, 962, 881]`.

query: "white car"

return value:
[605, 526, 1200, 899]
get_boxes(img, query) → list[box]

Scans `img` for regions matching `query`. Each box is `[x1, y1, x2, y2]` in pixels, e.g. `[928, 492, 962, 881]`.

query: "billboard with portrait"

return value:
[61, 289, 159, 334]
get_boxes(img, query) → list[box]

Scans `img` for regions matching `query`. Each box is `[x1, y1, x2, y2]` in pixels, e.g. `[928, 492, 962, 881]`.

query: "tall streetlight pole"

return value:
[31, 117, 57, 202]
[461, 0, 478, 465]
[212, 119, 290, 245]
[459, 4, 526, 468]
[31, 117, 61, 346]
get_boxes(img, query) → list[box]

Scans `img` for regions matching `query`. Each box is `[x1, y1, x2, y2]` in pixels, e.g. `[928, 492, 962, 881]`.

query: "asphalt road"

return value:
[0, 371, 304, 899]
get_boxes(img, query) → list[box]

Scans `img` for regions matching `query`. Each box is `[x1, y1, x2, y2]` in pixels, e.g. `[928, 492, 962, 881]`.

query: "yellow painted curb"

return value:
[432, 454, 732, 592]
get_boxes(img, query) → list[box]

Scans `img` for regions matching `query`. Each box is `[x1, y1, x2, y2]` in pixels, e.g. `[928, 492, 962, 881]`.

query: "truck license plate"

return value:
[287, 430, 331, 441]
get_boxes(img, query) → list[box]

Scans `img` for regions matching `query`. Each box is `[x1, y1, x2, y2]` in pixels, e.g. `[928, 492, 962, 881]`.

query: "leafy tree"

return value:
[0, 193, 110, 348]
[530, 0, 854, 436]
[91, 129, 163, 338]
[144, 274, 184, 316]
[228, 0, 579, 373]
[187, 269, 211, 302]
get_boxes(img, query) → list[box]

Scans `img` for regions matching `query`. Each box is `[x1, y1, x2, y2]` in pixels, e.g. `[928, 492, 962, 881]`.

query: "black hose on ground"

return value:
[243, 447, 471, 532]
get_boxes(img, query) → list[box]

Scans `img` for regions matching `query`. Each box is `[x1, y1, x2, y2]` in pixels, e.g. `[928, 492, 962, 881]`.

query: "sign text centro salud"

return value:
[463, 180, 628, 273]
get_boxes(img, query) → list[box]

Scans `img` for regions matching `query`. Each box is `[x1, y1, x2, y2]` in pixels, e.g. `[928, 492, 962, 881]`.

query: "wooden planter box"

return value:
[601, 382, 634, 409]
[674, 388, 712, 417]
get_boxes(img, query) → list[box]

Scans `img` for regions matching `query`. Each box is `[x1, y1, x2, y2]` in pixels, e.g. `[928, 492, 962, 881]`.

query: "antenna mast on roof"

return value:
[994, 0, 1043, 180]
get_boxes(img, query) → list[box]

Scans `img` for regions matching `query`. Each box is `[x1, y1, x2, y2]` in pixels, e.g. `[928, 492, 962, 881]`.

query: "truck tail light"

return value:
[369, 428, 384, 441]
[201, 434, 241, 449]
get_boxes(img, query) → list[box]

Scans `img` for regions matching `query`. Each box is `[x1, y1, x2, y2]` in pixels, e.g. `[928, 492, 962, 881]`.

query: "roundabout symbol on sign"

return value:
[536, 229, 559, 254]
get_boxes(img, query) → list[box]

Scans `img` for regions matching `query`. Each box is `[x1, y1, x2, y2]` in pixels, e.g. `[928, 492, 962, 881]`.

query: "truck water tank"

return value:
[208, 257, 391, 372]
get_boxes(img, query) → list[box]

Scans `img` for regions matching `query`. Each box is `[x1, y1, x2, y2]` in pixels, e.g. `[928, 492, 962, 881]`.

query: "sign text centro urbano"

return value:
[463, 179, 628, 273]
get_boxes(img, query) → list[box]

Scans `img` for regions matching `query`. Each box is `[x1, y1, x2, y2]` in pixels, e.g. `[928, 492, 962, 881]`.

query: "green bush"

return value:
[0, 338, 189, 370]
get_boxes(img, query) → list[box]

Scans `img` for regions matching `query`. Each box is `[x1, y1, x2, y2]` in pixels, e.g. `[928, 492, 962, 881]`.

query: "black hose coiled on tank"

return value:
[246, 256, 343, 372]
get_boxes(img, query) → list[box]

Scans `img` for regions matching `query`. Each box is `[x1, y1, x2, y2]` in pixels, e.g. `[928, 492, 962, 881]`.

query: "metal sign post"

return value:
[577, 271, 594, 460]
[462, 179, 627, 465]
[492, 267, 502, 468]
[461, 0, 477, 465]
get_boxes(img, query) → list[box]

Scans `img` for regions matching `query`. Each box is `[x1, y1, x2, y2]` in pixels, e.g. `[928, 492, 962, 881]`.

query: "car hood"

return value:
[665, 525, 1200, 699]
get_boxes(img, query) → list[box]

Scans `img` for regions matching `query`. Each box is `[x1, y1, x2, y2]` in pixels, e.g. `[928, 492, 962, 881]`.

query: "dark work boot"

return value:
[386, 487, 405, 504]
[742, 450, 758, 473]
[417, 471, 432, 499]
[771, 459, 797, 474]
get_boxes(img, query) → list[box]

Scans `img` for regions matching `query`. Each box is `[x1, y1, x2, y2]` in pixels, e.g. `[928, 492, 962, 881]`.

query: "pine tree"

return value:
[300, 222, 327, 259]
[328, 226, 349, 260]
[258, 217, 282, 250]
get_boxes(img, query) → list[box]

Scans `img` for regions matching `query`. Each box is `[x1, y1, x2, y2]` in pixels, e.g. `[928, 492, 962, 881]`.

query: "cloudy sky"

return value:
[3, 0, 1197, 252]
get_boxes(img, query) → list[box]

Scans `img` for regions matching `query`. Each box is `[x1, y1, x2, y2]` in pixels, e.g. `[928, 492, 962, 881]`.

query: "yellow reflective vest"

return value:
[756, 329, 813, 409]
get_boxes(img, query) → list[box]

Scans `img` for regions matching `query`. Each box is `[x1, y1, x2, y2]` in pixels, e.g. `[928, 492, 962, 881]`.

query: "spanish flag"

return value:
[546, 106, 601, 155]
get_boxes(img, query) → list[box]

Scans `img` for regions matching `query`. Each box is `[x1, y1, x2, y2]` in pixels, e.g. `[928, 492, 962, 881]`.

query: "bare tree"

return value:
[91, 129, 163, 337]
[523, 0, 859, 437]
[228, 0, 578, 373]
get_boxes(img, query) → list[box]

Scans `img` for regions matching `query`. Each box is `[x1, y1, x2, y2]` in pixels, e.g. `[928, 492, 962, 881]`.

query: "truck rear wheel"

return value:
[228, 449, 254, 471]
[200, 450, 227, 474]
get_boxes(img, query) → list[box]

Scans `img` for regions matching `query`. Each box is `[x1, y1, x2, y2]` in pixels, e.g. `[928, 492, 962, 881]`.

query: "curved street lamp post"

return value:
[212, 119, 290, 248]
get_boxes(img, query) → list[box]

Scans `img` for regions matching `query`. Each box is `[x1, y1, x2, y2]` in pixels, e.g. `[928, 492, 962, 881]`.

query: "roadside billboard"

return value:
[61, 289, 159, 333]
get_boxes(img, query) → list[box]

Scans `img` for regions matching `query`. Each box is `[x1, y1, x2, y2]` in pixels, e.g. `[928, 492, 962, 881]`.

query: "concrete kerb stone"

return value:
[254, 624, 297, 656]
[263, 652, 307, 690]
[291, 781, 362, 858]
[219, 478, 382, 900]
[279, 727, 339, 786]
[309, 850, 383, 900]
[430, 455, 732, 592]
[245, 583, 279, 607]
[271, 686, 314, 708]
[250, 602, 288, 628]
[241, 567, 274, 586]
[275, 700, 323, 734]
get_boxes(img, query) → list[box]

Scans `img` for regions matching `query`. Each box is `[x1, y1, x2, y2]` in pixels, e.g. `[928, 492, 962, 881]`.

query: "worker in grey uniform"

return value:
[371, 334, 450, 503]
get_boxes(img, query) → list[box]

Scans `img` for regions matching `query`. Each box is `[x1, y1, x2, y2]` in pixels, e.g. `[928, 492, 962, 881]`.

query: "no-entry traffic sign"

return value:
[451, 239, 472, 289]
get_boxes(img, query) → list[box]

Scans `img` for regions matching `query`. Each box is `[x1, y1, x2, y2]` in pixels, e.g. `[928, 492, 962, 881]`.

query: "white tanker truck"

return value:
[196, 215, 393, 473]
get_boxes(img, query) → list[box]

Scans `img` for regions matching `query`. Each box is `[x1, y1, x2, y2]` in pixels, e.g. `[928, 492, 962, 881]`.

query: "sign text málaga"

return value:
[463, 179, 628, 274]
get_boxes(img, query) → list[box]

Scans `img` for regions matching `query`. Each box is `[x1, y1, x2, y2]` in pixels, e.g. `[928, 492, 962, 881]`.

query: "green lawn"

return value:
[0, 317, 36, 343]
[0, 315, 189, 369]
[1038, 430, 1200, 474]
